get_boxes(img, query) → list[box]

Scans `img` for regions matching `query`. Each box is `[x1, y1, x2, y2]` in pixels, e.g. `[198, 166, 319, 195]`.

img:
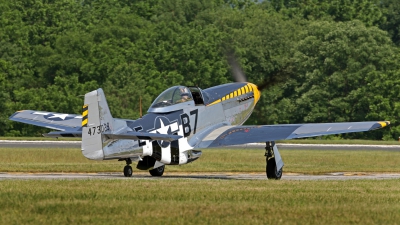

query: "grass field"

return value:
[1, 146, 400, 224]
[1, 147, 400, 174]
[1, 179, 400, 224]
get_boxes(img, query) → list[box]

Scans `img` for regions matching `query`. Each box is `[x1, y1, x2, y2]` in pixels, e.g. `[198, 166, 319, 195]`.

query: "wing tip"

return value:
[371, 121, 390, 130]
[380, 121, 390, 128]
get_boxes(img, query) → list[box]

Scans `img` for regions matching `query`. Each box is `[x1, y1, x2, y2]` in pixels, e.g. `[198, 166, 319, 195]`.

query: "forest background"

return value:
[1, 0, 400, 140]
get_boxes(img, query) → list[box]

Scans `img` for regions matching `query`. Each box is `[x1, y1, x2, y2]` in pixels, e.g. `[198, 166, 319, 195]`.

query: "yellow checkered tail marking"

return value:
[82, 105, 88, 127]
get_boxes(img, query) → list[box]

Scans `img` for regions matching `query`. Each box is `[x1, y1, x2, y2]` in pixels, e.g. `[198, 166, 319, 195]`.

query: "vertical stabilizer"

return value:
[81, 88, 113, 160]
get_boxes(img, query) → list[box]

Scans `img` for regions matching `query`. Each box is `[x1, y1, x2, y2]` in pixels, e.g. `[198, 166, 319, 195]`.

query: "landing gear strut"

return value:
[265, 141, 283, 180]
[123, 158, 133, 177]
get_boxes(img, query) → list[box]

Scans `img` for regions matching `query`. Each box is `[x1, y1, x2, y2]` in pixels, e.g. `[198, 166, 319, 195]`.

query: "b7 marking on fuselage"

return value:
[180, 109, 199, 137]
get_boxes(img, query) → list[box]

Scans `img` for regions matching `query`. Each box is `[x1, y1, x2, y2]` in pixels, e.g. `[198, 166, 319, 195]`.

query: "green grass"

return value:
[1, 179, 400, 224]
[1, 147, 400, 174]
[1, 147, 400, 224]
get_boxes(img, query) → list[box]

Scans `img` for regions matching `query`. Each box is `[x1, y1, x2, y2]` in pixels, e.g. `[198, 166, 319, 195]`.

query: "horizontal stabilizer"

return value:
[43, 131, 82, 138]
[9, 110, 82, 131]
[103, 131, 182, 142]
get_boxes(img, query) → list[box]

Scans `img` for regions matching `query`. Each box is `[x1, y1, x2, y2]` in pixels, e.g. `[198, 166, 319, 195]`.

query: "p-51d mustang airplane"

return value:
[10, 83, 390, 179]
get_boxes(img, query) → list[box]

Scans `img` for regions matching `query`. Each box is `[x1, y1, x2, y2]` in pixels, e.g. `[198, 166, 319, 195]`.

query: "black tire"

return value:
[266, 158, 282, 180]
[123, 165, 133, 177]
[149, 165, 165, 176]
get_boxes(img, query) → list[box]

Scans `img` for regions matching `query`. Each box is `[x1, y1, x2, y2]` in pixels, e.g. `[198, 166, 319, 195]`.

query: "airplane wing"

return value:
[9, 110, 182, 141]
[197, 121, 390, 148]
[9, 110, 83, 136]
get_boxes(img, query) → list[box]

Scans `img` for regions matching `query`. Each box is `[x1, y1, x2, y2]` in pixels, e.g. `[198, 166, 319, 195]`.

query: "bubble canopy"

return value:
[150, 86, 194, 109]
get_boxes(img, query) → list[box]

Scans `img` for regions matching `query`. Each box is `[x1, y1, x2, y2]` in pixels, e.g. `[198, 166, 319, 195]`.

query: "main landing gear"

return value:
[123, 158, 133, 177]
[122, 157, 165, 177]
[265, 141, 283, 180]
[149, 165, 165, 176]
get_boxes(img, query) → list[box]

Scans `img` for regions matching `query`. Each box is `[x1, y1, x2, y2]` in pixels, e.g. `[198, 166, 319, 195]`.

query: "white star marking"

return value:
[48, 114, 69, 120]
[150, 118, 179, 146]
[156, 119, 170, 135]
[33, 112, 49, 115]
[156, 119, 171, 146]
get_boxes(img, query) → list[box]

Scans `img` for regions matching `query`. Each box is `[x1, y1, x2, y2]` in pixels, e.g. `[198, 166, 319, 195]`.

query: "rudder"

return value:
[81, 88, 114, 160]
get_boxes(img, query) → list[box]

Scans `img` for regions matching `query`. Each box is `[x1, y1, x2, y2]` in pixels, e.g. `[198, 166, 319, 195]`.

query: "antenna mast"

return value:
[139, 96, 142, 118]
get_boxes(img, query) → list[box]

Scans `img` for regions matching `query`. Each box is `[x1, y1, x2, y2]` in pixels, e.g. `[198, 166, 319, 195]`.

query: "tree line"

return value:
[1, 0, 400, 140]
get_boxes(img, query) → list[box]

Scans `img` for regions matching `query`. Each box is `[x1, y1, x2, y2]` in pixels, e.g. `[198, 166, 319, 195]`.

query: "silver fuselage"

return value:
[101, 82, 260, 165]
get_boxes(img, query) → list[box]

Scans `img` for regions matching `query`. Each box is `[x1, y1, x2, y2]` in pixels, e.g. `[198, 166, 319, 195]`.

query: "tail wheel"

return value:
[123, 165, 133, 177]
[266, 158, 282, 180]
[149, 165, 165, 176]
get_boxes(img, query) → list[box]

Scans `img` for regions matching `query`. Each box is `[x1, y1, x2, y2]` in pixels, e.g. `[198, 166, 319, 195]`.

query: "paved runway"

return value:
[1, 140, 400, 151]
[1, 141, 400, 181]
[1, 172, 400, 181]
[0, 140, 81, 148]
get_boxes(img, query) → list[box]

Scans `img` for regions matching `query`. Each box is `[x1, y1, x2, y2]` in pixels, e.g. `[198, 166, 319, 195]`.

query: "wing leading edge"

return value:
[9, 110, 83, 132]
[197, 121, 390, 148]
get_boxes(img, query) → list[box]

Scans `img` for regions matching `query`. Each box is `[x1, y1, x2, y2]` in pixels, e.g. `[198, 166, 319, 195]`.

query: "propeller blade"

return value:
[256, 69, 288, 92]
[227, 51, 247, 83]
[226, 49, 288, 91]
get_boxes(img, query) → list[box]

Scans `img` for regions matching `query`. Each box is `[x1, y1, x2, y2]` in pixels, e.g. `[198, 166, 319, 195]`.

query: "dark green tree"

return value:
[379, 0, 400, 45]
[269, 0, 384, 26]
[279, 20, 400, 139]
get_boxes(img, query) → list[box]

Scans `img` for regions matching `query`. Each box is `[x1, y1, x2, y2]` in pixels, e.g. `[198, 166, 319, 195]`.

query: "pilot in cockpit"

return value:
[176, 87, 192, 103]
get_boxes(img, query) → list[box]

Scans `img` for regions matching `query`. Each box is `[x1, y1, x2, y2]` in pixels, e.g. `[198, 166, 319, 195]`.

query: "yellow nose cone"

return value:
[248, 83, 261, 103]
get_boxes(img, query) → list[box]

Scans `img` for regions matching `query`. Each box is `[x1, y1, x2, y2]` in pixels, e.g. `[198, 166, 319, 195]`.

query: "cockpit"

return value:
[149, 86, 208, 110]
